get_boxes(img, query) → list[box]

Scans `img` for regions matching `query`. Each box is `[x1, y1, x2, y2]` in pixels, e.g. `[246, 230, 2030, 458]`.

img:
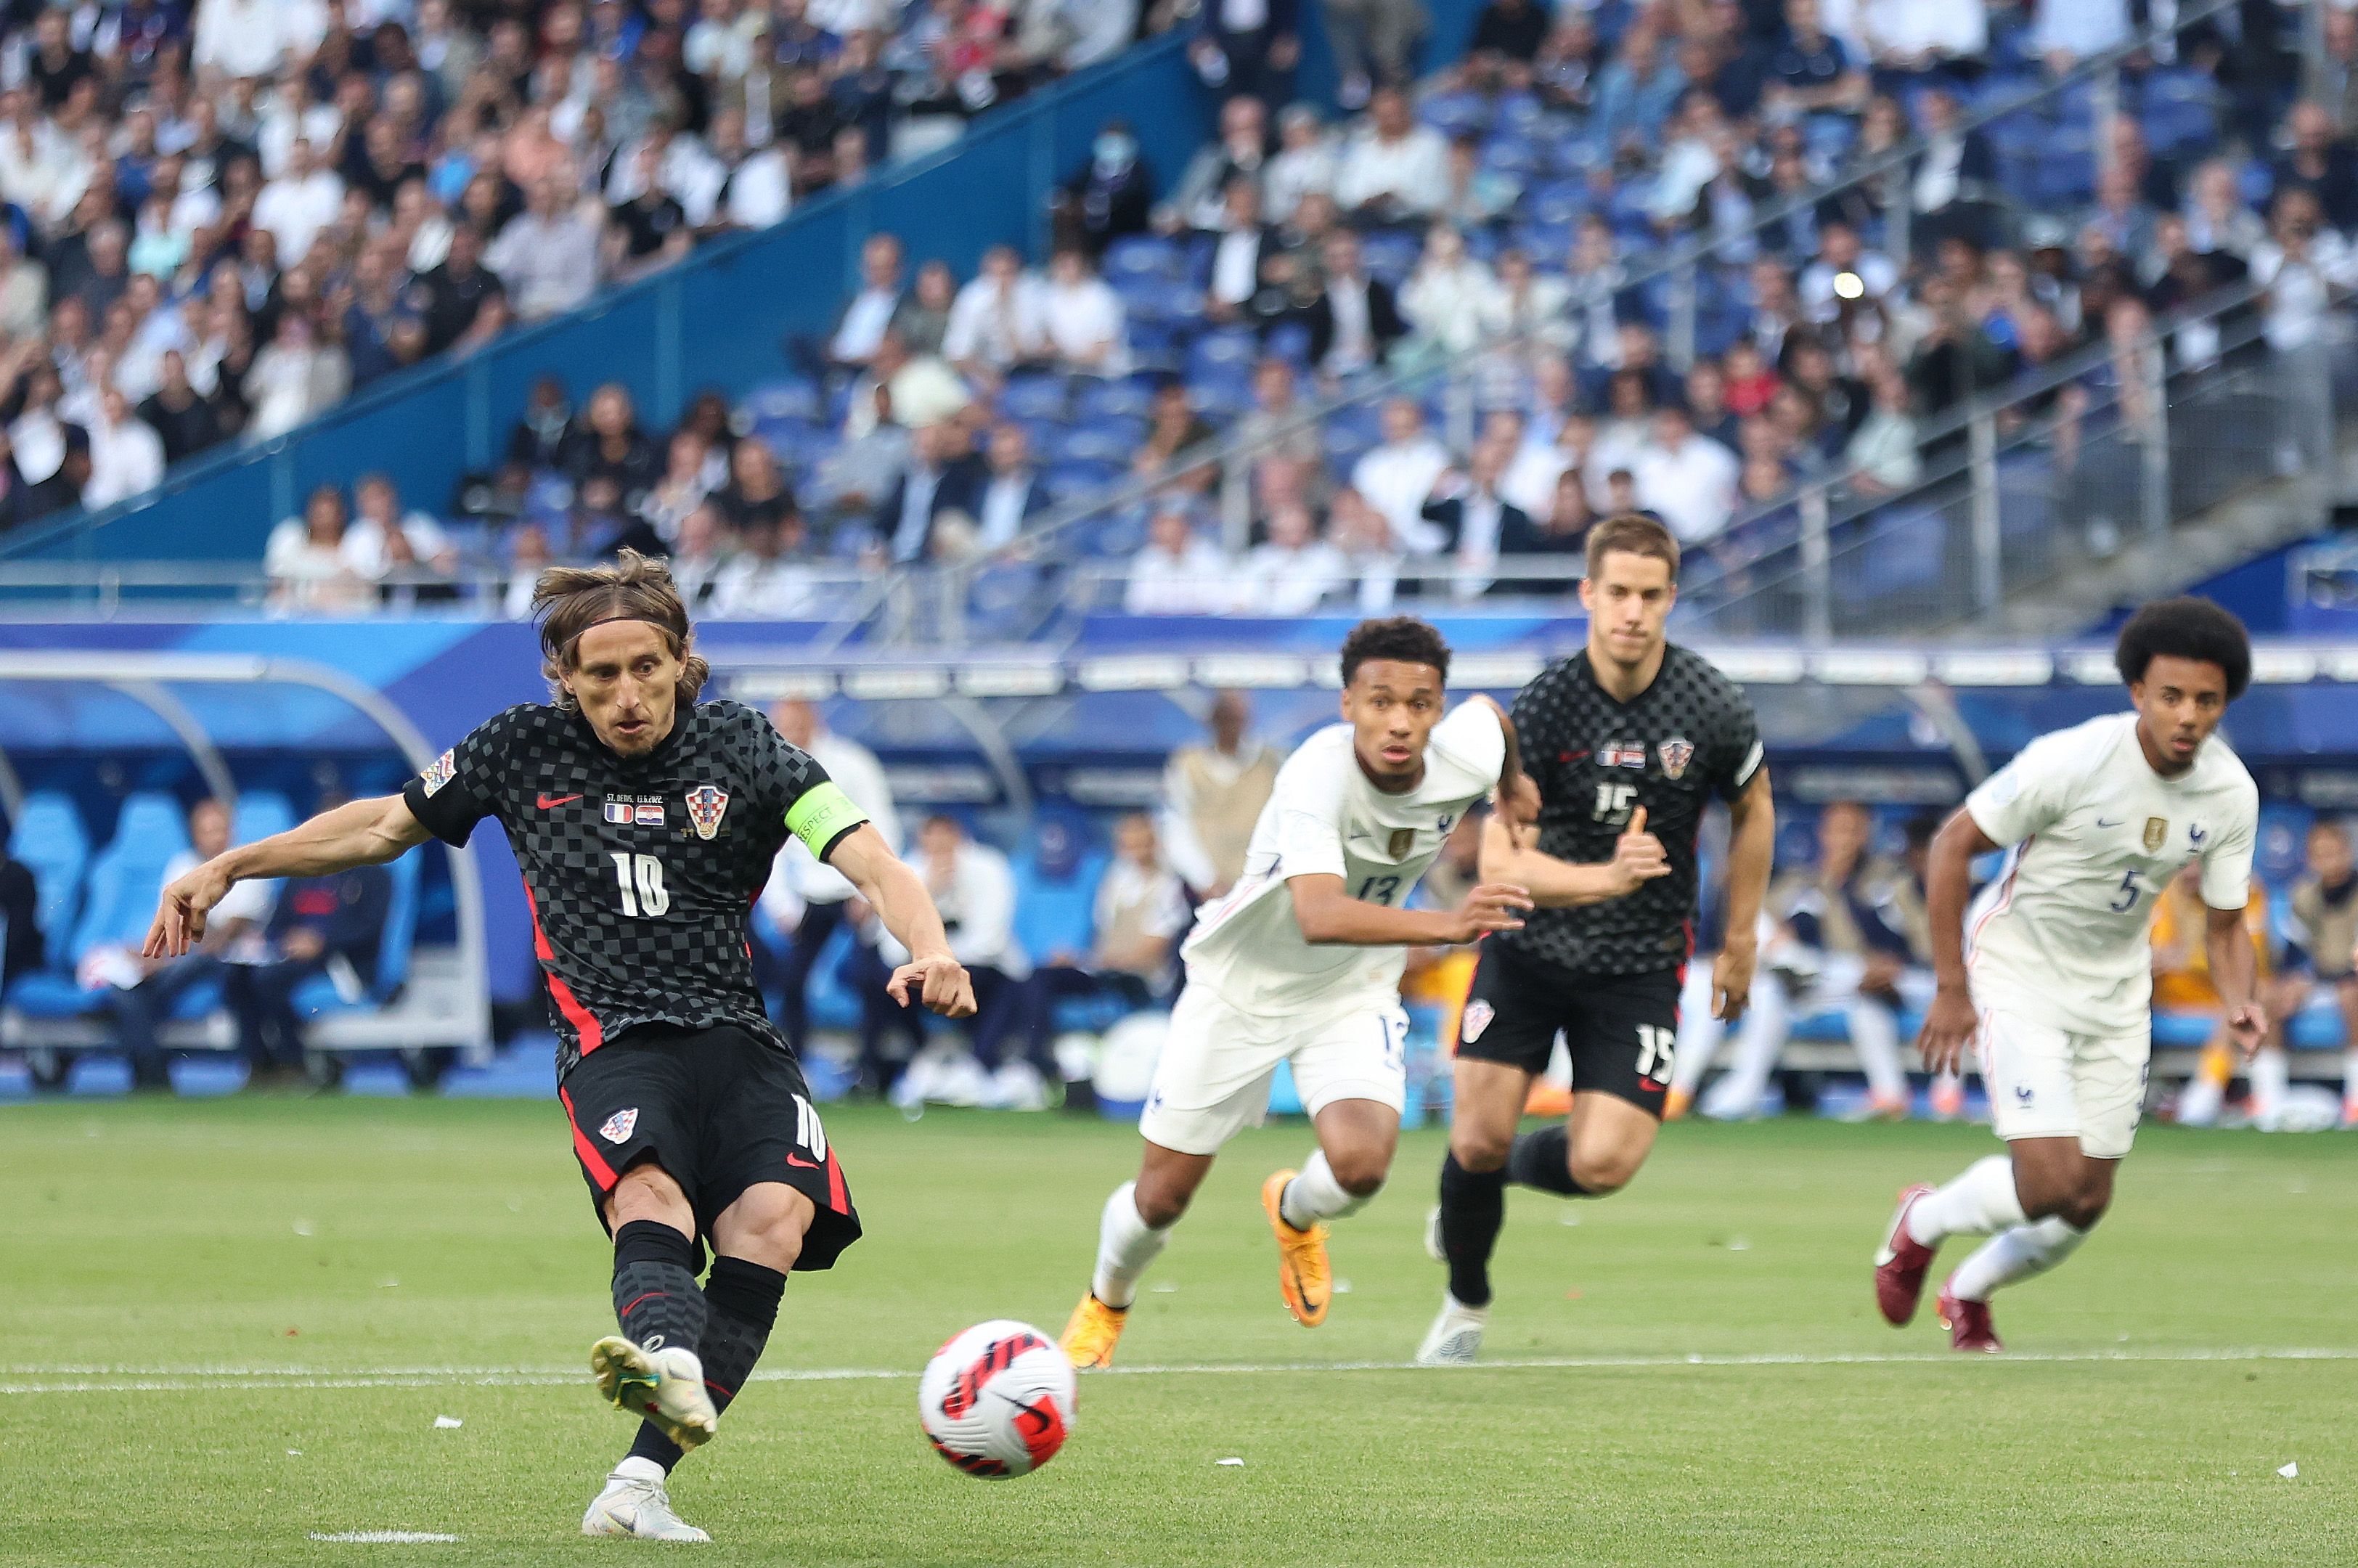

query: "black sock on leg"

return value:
[611, 1219, 709, 1357]
[1506, 1126, 1591, 1197]
[625, 1257, 788, 1474]
[1437, 1153, 1507, 1308]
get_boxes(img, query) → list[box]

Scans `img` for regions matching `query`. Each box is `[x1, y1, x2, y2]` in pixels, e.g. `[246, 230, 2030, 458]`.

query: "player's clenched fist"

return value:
[1448, 882, 1535, 942]
[1605, 806, 1670, 895]
[1916, 984, 1978, 1074]
[889, 955, 978, 1018]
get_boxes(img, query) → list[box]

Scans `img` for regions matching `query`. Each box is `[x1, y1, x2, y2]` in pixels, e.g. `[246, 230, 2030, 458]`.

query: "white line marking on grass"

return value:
[308, 1532, 460, 1544]
[4, 1345, 2357, 1395]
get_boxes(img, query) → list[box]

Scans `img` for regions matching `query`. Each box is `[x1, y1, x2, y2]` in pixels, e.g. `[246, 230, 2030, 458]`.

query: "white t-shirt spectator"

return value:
[341, 512, 453, 581]
[1633, 433, 1740, 544]
[1125, 534, 1234, 613]
[193, 0, 329, 80]
[1239, 537, 1346, 615]
[1041, 274, 1130, 375]
[1863, 0, 1987, 59]
[724, 148, 794, 230]
[943, 272, 1048, 370]
[1351, 434, 1452, 551]
[1334, 125, 1450, 217]
[878, 839, 1029, 978]
[253, 167, 345, 266]
[830, 284, 901, 365]
[709, 553, 825, 618]
[485, 205, 602, 320]
[83, 413, 166, 509]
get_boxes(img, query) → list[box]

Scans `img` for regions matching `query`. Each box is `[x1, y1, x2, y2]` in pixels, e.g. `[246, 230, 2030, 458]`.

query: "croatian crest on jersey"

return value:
[2143, 817, 2168, 852]
[1657, 737, 1694, 780]
[599, 1107, 639, 1143]
[420, 749, 456, 796]
[1461, 999, 1494, 1044]
[685, 785, 730, 840]
[1387, 827, 1416, 858]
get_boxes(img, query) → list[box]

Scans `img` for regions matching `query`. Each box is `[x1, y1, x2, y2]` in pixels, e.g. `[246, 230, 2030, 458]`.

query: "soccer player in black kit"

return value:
[1417, 515, 1775, 1364]
[144, 552, 976, 1543]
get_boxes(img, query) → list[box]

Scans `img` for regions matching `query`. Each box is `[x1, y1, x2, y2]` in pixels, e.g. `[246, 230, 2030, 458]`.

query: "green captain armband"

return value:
[786, 781, 870, 861]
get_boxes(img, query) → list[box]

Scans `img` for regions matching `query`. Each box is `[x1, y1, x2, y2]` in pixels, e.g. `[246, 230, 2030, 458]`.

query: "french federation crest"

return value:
[1658, 737, 1694, 780]
[599, 1107, 639, 1144]
[1461, 999, 1495, 1044]
[685, 785, 730, 840]
[420, 749, 456, 796]
[2143, 817, 2167, 853]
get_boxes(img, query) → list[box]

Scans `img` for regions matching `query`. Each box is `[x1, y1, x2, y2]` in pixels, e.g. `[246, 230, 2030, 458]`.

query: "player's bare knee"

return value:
[605, 1161, 693, 1232]
[1567, 1151, 1635, 1196]
[2058, 1192, 2109, 1230]
[1451, 1129, 1513, 1172]
[1133, 1179, 1194, 1229]
[1329, 1147, 1390, 1196]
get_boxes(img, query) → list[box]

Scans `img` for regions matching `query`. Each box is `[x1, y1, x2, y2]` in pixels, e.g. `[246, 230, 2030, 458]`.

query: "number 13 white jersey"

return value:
[1180, 700, 1507, 1014]
[1963, 711, 2257, 1036]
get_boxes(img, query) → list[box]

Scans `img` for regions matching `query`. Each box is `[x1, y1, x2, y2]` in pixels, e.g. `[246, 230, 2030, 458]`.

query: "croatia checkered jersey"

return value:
[401, 699, 869, 1077]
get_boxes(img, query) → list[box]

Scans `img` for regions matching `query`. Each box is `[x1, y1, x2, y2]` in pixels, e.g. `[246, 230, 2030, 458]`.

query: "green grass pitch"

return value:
[1, 1097, 2352, 1566]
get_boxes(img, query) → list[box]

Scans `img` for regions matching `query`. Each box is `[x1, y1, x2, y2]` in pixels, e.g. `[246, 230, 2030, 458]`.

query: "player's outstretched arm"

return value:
[825, 822, 978, 1018]
[1477, 806, 1669, 907]
[143, 794, 433, 960]
[2203, 903, 2267, 1058]
[1916, 807, 2001, 1073]
[1711, 767, 1776, 1021]
[1288, 873, 1532, 947]
[1470, 695, 1535, 847]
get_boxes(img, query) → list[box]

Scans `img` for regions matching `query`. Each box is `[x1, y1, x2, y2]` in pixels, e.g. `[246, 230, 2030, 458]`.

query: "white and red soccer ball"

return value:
[918, 1320, 1076, 1478]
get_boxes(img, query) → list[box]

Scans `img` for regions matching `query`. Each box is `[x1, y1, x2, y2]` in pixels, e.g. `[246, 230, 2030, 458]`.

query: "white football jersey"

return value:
[1963, 711, 2257, 1035]
[1180, 699, 1507, 1013]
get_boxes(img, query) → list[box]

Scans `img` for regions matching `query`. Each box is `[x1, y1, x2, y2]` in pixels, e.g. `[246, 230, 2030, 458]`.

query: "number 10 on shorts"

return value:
[1635, 1023, 1676, 1084]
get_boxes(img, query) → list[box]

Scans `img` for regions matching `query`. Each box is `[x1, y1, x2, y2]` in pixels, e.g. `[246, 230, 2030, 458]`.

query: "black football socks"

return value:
[1437, 1153, 1507, 1307]
[627, 1257, 788, 1472]
[611, 1220, 709, 1358]
[1506, 1125, 1593, 1197]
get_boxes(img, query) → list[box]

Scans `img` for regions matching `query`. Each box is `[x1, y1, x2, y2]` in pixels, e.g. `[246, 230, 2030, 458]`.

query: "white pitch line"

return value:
[4, 1345, 2357, 1395]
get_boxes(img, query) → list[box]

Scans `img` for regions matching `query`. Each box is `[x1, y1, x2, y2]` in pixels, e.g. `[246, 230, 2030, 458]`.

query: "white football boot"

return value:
[582, 1457, 710, 1543]
[590, 1337, 719, 1450]
[1413, 1294, 1490, 1366]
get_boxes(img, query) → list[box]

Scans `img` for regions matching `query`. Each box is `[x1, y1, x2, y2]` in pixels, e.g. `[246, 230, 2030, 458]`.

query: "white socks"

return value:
[2346, 1049, 2358, 1115]
[1090, 1182, 1170, 1310]
[1700, 973, 1791, 1118]
[1279, 1149, 1371, 1229]
[1670, 964, 1725, 1098]
[1948, 1215, 2089, 1302]
[1907, 1155, 2027, 1246]
[2249, 1048, 2289, 1130]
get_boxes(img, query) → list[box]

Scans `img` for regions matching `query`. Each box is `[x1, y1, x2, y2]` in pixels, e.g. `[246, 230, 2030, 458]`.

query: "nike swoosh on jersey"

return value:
[537, 793, 584, 809]
[783, 1153, 820, 1169]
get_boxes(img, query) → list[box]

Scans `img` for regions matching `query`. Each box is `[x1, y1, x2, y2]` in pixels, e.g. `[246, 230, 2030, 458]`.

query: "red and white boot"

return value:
[1872, 1184, 1938, 1326]
[1936, 1280, 2003, 1353]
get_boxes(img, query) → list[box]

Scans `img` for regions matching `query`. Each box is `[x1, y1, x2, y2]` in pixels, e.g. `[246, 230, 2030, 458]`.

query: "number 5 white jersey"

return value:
[1963, 711, 2257, 1036]
[1180, 700, 1508, 1014]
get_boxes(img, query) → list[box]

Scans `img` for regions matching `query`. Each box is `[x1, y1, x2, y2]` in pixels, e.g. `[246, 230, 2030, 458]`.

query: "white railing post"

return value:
[2139, 338, 2171, 539]
[1970, 410, 2001, 611]
[1800, 483, 1832, 642]
[1668, 258, 1697, 372]
[2093, 61, 2121, 189]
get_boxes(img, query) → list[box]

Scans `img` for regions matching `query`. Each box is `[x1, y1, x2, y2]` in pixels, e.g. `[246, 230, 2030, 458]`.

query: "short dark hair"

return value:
[2113, 596, 2251, 700]
[1586, 512, 1681, 581]
[1340, 616, 1451, 686]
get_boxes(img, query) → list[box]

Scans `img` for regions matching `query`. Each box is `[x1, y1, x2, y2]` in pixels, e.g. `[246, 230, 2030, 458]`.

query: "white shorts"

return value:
[1977, 999, 2150, 1159]
[1138, 982, 1408, 1156]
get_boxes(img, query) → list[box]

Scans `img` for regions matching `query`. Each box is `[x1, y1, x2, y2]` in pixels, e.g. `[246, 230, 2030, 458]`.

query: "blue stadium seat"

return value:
[1103, 234, 1187, 284]
[70, 793, 189, 967]
[1075, 377, 1159, 423]
[7, 791, 89, 961]
[743, 378, 824, 423]
[1419, 90, 1491, 139]
[999, 375, 1069, 422]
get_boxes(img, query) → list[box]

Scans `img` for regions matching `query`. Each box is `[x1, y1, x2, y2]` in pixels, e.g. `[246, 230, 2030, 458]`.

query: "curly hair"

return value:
[533, 549, 710, 712]
[2113, 596, 2251, 700]
[1339, 616, 1452, 686]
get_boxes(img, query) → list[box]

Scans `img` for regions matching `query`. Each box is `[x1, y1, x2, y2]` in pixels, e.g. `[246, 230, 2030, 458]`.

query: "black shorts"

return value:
[559, 1023, 862, 1270]
[1455, 944, 1683, 1118]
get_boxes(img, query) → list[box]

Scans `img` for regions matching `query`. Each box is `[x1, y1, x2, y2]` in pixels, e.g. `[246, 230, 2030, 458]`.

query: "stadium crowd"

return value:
[0, 0, 1164, 535]
[213, 0, 2352, 619]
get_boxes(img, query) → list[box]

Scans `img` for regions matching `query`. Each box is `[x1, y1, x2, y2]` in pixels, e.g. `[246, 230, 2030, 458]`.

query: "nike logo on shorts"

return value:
[538, 793, 584, 809]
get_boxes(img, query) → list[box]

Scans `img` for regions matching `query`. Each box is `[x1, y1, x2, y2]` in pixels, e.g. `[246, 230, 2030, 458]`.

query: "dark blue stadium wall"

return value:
[6, 1, 1493, 570]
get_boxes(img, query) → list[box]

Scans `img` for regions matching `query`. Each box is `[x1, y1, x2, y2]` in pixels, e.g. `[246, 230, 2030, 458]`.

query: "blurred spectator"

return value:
[714, 436, 801, 536]
[2030, 0, 2129, 74]
[876, 814, 1029, 1107]
[666, 504, 734, 607]
[226, 847, 391, 1086]
[1464, 0, 1550, 93]
[846, 327, 971, 438]
[1320, 0, 1424, 108]
[2183, 158, 2267, 261]
[343, 473, 458, 588]
[1161, 688, 1279, 897]
[1293, 228, 1406, 376]
[2249, 189, 2354, 355]
[1039, 247, 1129, 375]
[641, 430, 720, 544]
[136, 350, 222, 464]
[1190, 0, 1301, 108]
[0, 829, 39, 990]
[759, 696, 903, 1056]
[1501, 466, 1595, 557]
[1419, 433, 1530, 597]
[969, 422, 1050, 552]
[1125, 501, 1231, 614]
[81, 385, 163, 510]
[20, 422, 90, 522]
[1052, 120, 1151, 256]
[486, 176, 603, 322]
[1633, 403, 1739, 545]
[1400, 223, 1501, 356]
[244, 311, 349, 441]
[1132, 380, 1217, 493]
[1588, 25, 1685, 159]
[1767, 0, 1867, 119]
[2274, 102, 2358, 237]
[1159, 96, 1273, 234]
[1861, 0, 1988, 84]
[1843, 369, 1922, 495]
[1088, 812, 1189, 997]
[1202, 176, 1276, 324]
[1328, 483, 1404, 609]
[1353, 394, 1449, 546]
[563, 384, 664, 510]
[827, 232, 907, 374]
[1240, 499, 1344, 613]
[2266, 820, 2358, 1129]
[503, 523, 555, 619]
[2157, 859, 2273, 1128]
[891, 261, 960, 358]
[102, 796, 274, 1093]
[944, 245, 1047, 384]
[1263, 102, 1338, 224]
[1335, 86, 1448, 226]
[876, 419, 982, 563]
[710, 516, 823, 617]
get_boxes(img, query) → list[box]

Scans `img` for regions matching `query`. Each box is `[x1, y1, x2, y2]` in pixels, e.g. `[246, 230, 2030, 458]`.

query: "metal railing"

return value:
[877, 0, 2255, 644]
